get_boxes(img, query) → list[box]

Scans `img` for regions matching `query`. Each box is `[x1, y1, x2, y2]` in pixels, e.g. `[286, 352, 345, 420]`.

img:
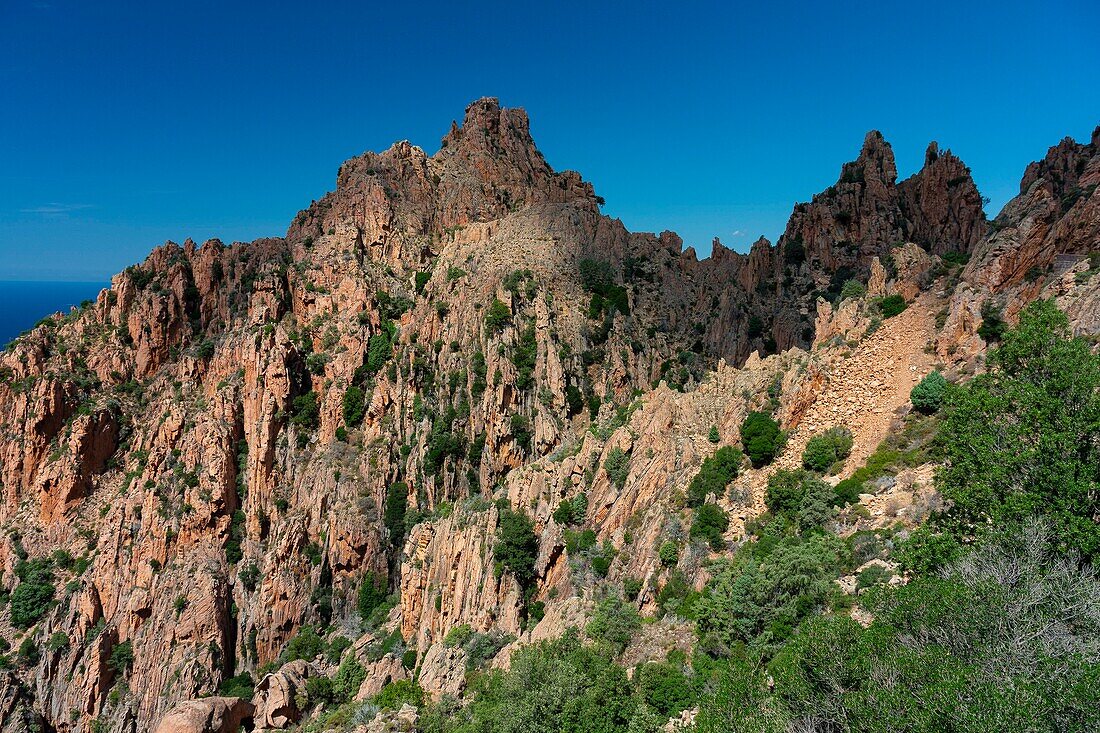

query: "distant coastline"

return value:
[0, 281, 109, 348]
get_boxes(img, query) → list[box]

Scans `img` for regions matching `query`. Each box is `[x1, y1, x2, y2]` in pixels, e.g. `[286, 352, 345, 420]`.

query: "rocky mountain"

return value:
[0, 99, 1096, 733]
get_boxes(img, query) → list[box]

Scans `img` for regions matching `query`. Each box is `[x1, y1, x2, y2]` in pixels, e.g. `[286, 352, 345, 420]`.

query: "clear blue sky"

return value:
[1, 0, 1097, 280]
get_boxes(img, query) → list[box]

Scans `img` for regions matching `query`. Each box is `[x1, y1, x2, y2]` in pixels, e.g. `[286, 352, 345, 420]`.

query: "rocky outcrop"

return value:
[152, 697, 253, 733]
[252, 660, 310, 730]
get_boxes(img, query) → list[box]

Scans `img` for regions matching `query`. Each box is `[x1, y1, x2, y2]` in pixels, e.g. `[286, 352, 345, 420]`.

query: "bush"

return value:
[10, 558, 55, 629]
[800, 427, 853, 472]
[218, 672, 254, 699]
[384, 483, 408, 547]
[552, 493, 588, 526]
[637, 662, 694, 717]
[833, 477, 863, 506]
[333, 654, 366, 702]
[108, 641, 133, 674]
[305, 675, 335, 704]
[879, 294, 907, 318]
[495, 509, 539, 588]
[740, 412, 782, 468]
[765, 469, 835, 530]
[484, 299, 512, 334]
[690, 503, 729, 550]
[586, 594, 641, 652]
[289, 392, 319, 432]
[414, 271, 430, 294]
[365, 332, 392, 375]
[658, 541, 680, 568]
[374, 679, 425, 710]
[604, 447, 630, 490]
[342, 385, 366, 427]
[687, 446, 742, 507]
[708, 425, 720, 443]
[696, 532, 842, 651]
[284, 625, 324, 662]
[17, 637, 39, 666]
[839, 279, 866, 300]
[909, 370, 947, 414]
[357, 571, 387, 620]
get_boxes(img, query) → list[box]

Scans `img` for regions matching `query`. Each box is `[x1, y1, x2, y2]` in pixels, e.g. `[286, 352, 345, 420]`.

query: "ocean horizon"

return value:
[0, 280, 109, 348]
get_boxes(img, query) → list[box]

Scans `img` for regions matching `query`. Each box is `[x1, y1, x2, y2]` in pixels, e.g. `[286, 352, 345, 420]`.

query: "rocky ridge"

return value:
[0, 100, 1096, 732]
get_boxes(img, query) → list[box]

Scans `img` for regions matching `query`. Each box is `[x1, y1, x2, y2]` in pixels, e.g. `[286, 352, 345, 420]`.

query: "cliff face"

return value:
[0, 99, 1096, 733]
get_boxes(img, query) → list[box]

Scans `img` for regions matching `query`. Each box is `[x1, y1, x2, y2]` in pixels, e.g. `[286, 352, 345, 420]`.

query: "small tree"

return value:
[586, 594, 641, 652]
[879, 294, 907, 318]
[495, 508, 539, 588]
[342, 385, 366, 427]
[484, 299, 512, 334]
[691, 504, 730, 550]
[801, 427, 854, 472]
[687, 446, 742, 506]
[741, 412, 783, 468]
[910, 371, 947, 414]
[357, 571, 387, 620]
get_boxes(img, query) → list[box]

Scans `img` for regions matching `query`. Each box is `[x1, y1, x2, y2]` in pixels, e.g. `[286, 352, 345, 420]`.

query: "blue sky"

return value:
[1, 0, 1097, 281]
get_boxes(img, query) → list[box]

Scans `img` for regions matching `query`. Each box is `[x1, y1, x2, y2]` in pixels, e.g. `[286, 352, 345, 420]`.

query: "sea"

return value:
[0, 281, 110, 348]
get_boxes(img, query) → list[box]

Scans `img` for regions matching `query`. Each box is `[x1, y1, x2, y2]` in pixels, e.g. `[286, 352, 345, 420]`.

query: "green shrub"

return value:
[800, 426, 853, 472]
[10, 558, 55, 629]
[740, 412, 782, 468]
[289, 392, 319, 431]
[373, 679, 425, 710]
[495, 509, 539, 588]
[357, 571, 387, 620]
[879, 294, 907, 318]
[484, 299, 512, 334]
[909, 370, 947, 414]
[284, 625, 324, 662]
[586, 594, 641, 652]
[687, 446, 742, 507]
[384, 483, 408, 547]
[333, 654, 366, 702]
[218, 672, 254, 699]
[833, 477, 863, 506]
[108, 641, 133, 674]
[365, 332, 392, 375]
[342, 385, 366, 427]
[604, 447, 630, 490]
[47, 632, 69, 652]
[839, 279, 866, 300]
[708, 425, 720, 443]
[552, 493, 587, 526]
[623, 577, 643, 601]
[690, 504, 729, 550]
[305, 675, 335, 704]
[696, 532, 842, 651]
[414, 271, 430, 294]
[17, 637, 39, 666]
[637, 662, 694, 717]
[658, 541, 680, 568]
[765, 469, 835, 531]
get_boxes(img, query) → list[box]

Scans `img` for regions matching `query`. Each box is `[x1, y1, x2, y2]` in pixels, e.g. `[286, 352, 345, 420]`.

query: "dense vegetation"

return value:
[420, 301, 1100, 733]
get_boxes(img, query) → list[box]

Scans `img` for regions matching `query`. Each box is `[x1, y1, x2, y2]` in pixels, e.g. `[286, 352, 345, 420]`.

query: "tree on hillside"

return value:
[937, 300, 1100, 558]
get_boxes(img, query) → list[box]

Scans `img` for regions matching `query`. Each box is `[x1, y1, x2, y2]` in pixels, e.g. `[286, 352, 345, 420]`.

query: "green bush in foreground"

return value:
[909, 370, 947, 414]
